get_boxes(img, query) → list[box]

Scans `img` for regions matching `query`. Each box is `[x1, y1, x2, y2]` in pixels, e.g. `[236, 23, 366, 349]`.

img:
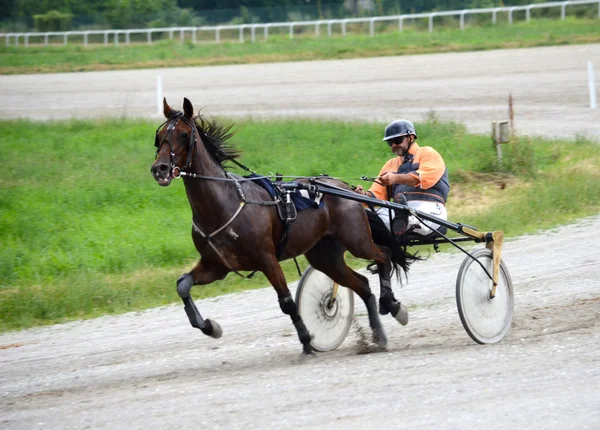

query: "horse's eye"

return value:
[180, 132, 189, 140]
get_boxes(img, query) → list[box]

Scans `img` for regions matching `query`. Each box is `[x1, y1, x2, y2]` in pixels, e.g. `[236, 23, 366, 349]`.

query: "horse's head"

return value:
[151, 97, 198, 187]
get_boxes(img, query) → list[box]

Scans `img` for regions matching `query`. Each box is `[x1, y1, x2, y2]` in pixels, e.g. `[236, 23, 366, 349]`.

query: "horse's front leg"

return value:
[177, 259, 229, 338]
[262, 256, 313, 355]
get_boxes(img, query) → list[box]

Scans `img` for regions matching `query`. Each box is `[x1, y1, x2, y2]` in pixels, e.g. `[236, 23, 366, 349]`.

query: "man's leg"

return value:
[407, 201, 447, 236]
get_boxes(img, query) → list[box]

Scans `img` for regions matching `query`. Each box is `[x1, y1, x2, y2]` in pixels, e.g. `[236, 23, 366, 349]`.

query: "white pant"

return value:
[375, 201, 447, 236]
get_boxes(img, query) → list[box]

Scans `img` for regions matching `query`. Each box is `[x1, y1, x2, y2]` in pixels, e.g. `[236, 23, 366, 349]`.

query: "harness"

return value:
[154, 114, 302, 278]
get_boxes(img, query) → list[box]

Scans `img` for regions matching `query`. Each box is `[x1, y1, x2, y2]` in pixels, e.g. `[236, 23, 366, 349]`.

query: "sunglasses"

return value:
[387, 136, 406, 147]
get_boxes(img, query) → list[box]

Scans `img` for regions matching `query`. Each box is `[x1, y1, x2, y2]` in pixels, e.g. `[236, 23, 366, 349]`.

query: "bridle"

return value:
[154, 112, 198, 179]
[153, 112, 279, 279]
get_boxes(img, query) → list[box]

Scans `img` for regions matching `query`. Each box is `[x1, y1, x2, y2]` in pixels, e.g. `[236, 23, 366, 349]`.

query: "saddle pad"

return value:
[246, 175, 324, 210]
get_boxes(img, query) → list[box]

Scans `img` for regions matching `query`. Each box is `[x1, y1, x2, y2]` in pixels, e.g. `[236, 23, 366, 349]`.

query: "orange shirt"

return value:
[368, 142, 446, 202]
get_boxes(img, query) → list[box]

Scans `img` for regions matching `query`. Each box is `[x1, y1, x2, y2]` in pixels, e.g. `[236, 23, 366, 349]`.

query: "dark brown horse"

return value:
[150, 97, 413, 354]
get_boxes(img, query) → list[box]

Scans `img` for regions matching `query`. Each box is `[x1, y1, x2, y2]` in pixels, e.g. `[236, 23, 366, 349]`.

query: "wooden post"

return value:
[508, 93, 514, 138]
[492, 120, 510, 165]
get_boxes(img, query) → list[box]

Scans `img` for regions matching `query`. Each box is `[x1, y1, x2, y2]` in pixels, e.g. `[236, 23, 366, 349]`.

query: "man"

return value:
[356, 119, 450, 325]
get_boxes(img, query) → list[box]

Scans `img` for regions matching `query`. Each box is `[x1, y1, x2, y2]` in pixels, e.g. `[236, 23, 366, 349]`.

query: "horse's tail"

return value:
[366, 209, 421, 279]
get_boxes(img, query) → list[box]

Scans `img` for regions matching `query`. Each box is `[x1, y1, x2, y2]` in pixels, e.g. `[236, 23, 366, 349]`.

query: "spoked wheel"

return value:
[295, 265, 354, 352]
[456, 248, 514, 344]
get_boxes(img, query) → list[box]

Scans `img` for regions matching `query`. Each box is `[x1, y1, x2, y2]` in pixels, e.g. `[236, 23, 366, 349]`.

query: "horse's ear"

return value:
[163, 98, 173, 119]
[183, 98, 194, 119]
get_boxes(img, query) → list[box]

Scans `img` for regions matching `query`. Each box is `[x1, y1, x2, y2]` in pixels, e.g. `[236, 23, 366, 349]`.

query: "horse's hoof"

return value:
[372, 331, 388, 350]
[302, 343, 315, 355]
[203, 319, 223, 339]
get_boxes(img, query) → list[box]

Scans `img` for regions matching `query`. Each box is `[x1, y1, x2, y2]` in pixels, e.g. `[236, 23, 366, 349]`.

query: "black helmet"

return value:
[382, 119, 417, 141]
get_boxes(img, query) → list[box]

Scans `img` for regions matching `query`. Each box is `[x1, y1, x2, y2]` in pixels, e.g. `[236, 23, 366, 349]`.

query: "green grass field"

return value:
[1, 18, 599, 74]
[1, 117, 599, 331]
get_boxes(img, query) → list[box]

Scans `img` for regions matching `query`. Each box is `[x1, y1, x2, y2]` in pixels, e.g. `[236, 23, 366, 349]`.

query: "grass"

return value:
[1, 18, 600, 74]
[1, 117, 599, 331]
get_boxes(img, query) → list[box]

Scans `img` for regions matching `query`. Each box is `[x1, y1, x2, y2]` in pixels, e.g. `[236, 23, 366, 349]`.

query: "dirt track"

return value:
[0, 44, 599, 140]
[1, 46, 599, 428]
[1, 215, 599, 429]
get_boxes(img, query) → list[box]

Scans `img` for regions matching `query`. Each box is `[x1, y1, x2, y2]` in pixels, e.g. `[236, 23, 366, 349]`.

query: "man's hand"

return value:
[354, 185, 366, 195]
[378, 171, 398, 186]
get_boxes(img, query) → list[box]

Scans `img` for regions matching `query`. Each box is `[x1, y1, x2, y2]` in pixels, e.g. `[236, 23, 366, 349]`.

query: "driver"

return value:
[356, 119, 450, 325]
[357, 119, 450, 236]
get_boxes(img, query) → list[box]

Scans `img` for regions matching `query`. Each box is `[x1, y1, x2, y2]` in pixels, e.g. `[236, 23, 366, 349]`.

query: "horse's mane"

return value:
[194, 113, 240, 168]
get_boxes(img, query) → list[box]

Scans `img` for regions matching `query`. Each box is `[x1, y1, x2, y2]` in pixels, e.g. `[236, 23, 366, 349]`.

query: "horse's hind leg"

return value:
[177, 259, 229, 338]
[304, 237, 387, 350]
[375, 246, 408, 325]
[260, 255, 313, 355]
[334, 210, 409, 326]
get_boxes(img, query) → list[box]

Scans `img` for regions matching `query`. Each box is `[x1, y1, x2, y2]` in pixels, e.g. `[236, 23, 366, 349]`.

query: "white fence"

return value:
[2, 0, 599, 48]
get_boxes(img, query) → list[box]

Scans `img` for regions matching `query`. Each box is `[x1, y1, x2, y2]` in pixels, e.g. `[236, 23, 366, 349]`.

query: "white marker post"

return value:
[156, 75, 163, 115]
[589, 61, 597, 109]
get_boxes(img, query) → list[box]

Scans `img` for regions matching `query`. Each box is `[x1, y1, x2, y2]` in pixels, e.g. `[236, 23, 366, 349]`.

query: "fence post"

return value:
[370, 19, 375, 36]
[526, 6, 531, 22]
[492, 121, 510, 165]
[239, 26, 244, 43]
[156, 75, 163, 116]
[460, 12, 465, 30]
[263, 25, 268, 41]
[509, 7, 514, 24]
[429, 14, 434, 32]
[589, 61, 597, 109]
[399, 16, 404, 31]
[289, 24, 294, 40]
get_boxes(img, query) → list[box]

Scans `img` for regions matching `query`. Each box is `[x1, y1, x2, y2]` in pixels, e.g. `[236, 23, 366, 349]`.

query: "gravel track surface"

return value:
[1, 44, 599, 140]
[1, 46, 599, 428]
[1, 216, 599, 429]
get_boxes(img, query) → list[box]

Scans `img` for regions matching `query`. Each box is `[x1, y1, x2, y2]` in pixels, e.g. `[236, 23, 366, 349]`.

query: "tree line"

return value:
[0, 0, 563, 32]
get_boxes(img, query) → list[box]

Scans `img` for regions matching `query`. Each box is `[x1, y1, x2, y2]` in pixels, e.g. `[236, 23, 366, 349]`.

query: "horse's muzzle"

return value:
[151, 162, 172, 186]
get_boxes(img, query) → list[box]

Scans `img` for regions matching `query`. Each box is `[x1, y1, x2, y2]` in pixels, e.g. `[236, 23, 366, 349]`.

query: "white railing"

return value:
[2, 0, 599, 47]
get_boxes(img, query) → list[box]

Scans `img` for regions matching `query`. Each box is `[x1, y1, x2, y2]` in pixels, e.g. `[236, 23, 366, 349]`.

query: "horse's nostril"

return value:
[158, 163, 170, 173]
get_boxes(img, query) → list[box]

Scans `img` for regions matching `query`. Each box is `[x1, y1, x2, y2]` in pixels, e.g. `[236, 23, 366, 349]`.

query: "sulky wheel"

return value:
[456, 248, 514, 344]
[295, 265, 354, 352]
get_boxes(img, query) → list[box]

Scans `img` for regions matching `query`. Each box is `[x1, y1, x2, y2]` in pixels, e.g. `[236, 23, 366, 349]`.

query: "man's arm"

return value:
[414, 148, 446, 189]
[362, 159, 401, 200]
[379, 171, 419, 187]
[379, 148, 445, 189]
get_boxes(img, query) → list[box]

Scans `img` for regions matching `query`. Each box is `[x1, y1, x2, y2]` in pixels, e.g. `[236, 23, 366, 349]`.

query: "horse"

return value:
[150, 97, 415, 354]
